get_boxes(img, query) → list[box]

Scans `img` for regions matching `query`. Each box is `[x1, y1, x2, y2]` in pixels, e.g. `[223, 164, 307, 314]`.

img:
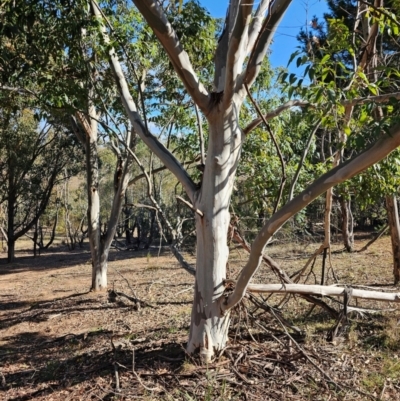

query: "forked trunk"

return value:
[187, 105, 243, 361]
[386, 195, 400, 284]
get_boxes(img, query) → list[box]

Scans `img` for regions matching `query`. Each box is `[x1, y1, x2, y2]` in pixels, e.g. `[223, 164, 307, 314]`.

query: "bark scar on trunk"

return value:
[207, 91, 224, 113]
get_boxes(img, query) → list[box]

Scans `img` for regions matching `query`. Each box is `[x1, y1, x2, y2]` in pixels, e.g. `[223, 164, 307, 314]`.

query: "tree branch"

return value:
[128, 159, 198, 187]
[194, 104, 205, 165]
[243, 0, 292, 88]
[130, 0, 209, 112]
[288, 119, 322, 200]
[91, 0, 197, 203]
[223, 123, 400, 311]
[246, 0, 271, 54]
[244, 92, 400, 135]
[244, 100, 310, 134]
[223, 0, 254, 108]
[243, 283, 400, 303]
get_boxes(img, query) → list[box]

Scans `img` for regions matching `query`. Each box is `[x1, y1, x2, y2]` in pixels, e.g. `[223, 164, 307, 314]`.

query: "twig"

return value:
[269, 307, 344, 391]
[356, 224, 389, 252]
[176, 195, 204, 217]
[110, 338, 121, 392]
[111, 265, 139, 300]
[289, 119, 322, 200]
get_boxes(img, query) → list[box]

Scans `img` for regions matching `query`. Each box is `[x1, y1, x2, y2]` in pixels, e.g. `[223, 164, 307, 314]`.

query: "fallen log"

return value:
[245, 283, 400, 303]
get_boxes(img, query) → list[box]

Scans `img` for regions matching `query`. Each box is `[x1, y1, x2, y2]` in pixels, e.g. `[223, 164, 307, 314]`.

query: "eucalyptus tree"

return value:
[87, 0, 400, 360]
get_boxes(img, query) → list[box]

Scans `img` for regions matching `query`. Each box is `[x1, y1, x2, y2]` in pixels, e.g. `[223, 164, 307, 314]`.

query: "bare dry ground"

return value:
[1, 235, 400, 400]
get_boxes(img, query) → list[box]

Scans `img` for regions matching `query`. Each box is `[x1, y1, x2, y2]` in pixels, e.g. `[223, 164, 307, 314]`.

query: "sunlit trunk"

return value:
[187, 103, 243, 361]
[84, 108, 108, 291]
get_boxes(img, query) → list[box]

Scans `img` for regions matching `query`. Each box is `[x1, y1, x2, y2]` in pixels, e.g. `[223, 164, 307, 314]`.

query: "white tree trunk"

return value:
[84, 109, 108, 291]
[187, 106, 244, 361]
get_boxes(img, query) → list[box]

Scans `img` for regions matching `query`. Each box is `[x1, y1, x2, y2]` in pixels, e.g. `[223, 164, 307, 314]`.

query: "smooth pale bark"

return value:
[78, 108, 135, 291]
[244, 283, 400, 303]
[223, 0, 253, 107]
[386, 195, 400, 284]
[246, 0, 271, 54]
[223, 123, 400, 312]
[187, 103, 244, 360]
[244, 0, 292, 87]
[82, 108, 106, 290]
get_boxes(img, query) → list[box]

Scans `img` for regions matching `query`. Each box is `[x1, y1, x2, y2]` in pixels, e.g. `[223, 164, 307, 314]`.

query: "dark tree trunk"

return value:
[386, 195, 400, 284]
[340, 197, 354, 252]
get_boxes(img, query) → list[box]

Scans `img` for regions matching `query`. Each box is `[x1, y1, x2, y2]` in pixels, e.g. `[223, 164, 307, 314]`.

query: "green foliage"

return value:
[0, 92, 82, 243]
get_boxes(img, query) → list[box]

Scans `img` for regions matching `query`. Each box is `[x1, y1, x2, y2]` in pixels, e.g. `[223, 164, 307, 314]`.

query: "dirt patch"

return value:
[1, 236, 400, 400]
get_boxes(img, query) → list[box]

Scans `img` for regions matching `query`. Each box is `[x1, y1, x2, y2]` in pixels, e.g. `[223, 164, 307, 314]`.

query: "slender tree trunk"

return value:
[340, 197, 354, 252]
[7, 163, 15, 263]
[7, 198, 15, 263]
[33, 217, 39, 258]
[386, 195, 400, 284]
[85, 112, 107, 290]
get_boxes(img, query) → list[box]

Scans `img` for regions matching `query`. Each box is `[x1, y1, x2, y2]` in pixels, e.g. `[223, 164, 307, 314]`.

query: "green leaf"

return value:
[320, 54, 330, 65]
[368, 85, 377, 95]
[287, 50, 301, 67]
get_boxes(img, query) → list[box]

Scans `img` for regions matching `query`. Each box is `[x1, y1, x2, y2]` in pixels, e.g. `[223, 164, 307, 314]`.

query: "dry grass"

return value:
[0, 234, 399, 400]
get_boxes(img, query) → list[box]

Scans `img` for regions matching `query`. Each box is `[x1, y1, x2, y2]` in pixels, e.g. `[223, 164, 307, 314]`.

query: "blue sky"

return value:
[199, 0, 329, 69]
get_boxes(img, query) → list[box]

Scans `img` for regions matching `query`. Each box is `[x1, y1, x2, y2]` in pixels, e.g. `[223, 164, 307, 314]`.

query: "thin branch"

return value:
[244, 100, 310, 134]
[232, 228, 339, 317]
[343, 91, 400, 106]
[356, 224, 389, 252]
[176, 195, 204, 217]
[128, 159, 198, 187]
[244, 91, 400, 135]
[118, 131, 196, 276]
[91, 0, 197, 203]
[288, 119, 322, 200]
[245, 83, 286, 213]
[242, 283, 400, 303]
